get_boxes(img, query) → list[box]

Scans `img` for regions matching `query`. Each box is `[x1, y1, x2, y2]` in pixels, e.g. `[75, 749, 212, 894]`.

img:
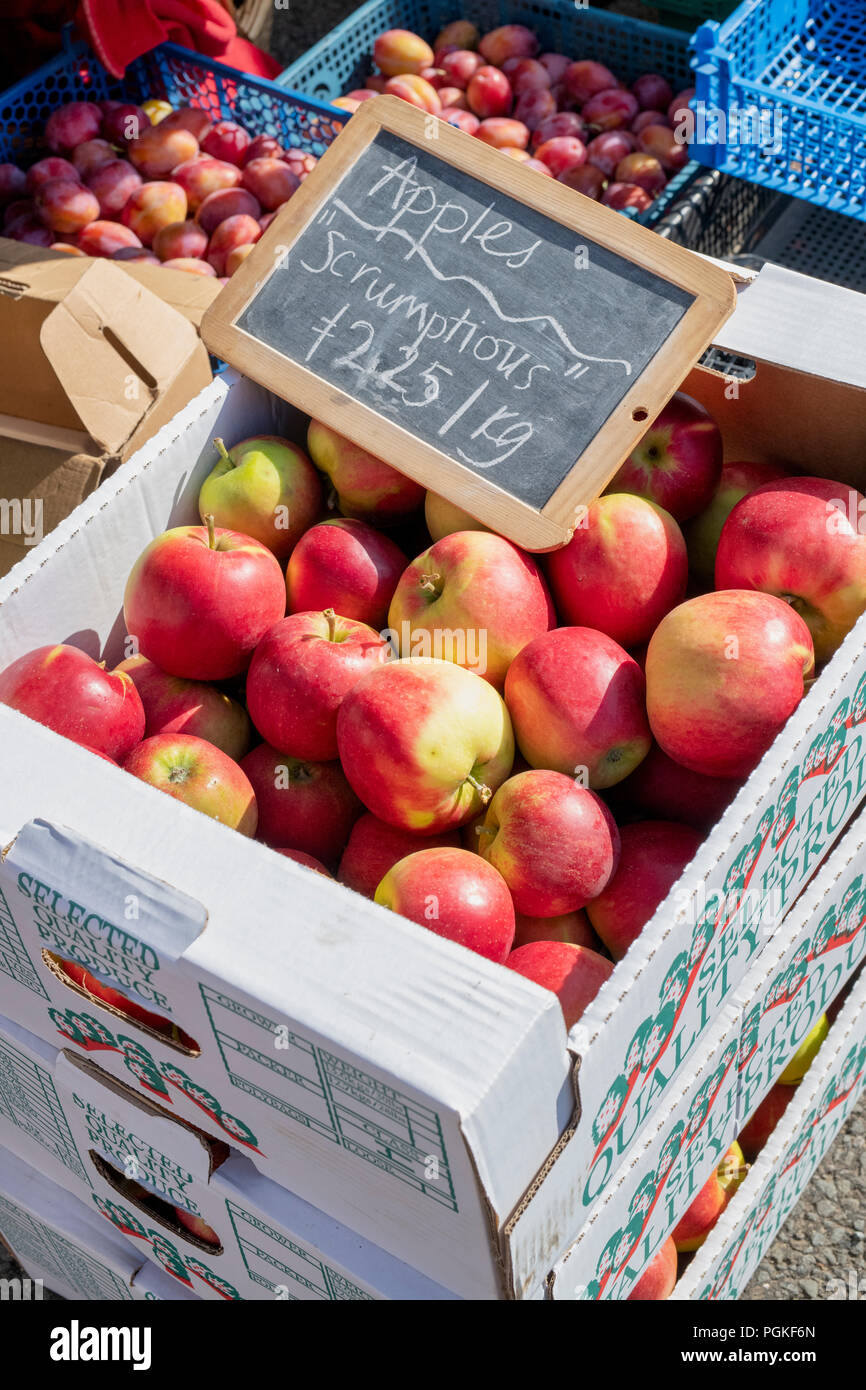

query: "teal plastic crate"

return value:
[693, 0, 866, 221]
[0, 33, 346, 167]
[276, 0, 702, 229]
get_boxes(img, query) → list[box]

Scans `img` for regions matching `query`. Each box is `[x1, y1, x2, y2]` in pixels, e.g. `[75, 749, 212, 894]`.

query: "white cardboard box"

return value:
[0, 263, 864, 1298]
[733, 806, 866, 1129]
[673, 963, 866, 1300]
[0, 1143, 144, 1301]
[0, 1011, 456, 1301]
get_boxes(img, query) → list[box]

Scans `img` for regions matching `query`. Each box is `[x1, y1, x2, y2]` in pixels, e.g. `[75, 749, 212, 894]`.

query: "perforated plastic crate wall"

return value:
[0, 37, 346, 167]
[692, 0, 866, 221]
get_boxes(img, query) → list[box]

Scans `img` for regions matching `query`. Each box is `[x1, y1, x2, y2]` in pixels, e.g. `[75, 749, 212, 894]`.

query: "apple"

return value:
[375, 846, 515, 963]
[274, 848, 332, 876]
[388, 531, 554, 689]
[246, 609, 389, 760]
[585, 820, 703, 959]
[241, 743, 361, 864]
[607, 392, 723, 522]
[338, 813, 460, 898]
[0, 644, 144, 760]
[684, 460, 788, 584]
[424, 491, 490, 541]
[174, 1207, 221, 1246]
[123, 516, 286, 681]
[114, 654, 251, 760]
[477, 770, 619, 916]
[504, 627, 651, 788]
[778, 1013, 829, 1083]
[738, 1082, 796, 1161]
[512, 908, 602, 951]
[672, 1141, 747, 1251]
[124, 734, 257, 835]
[337, 657, 514, 834]
[627, 1237, 677, 1300]
[286, 517, 407, 629]
[506, 940, 613, 1029]
[198, 434, 323, 561]
[611, 741, 741, 831]
[645, 591, 815, 779]
[715, 476, 866, 664]
[307, 420, 425, 523]
[545, 494, 687, 648]
[59, 959, 187, 1041]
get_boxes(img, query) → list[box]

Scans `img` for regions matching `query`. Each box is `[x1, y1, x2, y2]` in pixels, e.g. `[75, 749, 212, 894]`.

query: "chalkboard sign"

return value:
[203, 98, 736, 549]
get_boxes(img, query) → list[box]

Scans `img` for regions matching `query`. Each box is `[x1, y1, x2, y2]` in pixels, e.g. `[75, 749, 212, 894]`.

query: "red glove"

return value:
[81, 0, 281, 80]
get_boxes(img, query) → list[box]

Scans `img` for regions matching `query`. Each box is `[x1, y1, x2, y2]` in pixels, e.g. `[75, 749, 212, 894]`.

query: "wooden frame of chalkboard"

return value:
[202, 96, 736, 551]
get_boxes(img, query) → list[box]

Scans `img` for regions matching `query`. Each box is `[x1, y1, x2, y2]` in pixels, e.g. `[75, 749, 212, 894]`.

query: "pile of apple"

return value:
[0, 98, 317, 277]
[334, 20, 693, 212]
[2, 391, 866, 1054]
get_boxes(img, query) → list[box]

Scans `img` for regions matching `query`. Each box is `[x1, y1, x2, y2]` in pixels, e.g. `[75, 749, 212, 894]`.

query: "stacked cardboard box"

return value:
[0, 262, 864, 1298]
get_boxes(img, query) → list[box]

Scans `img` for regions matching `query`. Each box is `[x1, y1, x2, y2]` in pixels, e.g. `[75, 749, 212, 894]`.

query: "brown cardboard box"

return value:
[0, 246, 215, 577]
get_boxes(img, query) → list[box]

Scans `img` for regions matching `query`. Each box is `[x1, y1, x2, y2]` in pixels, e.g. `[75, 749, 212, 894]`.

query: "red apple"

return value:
[25, 157, 79, 193]
[338, 813, 462, 898]
[375, 846, 515, 963]
[582, 89, 639, 132]
[240, 744, 361, 864]
[627, 1237, 677, 1300]
[534, 136, 587, 178]
[477, 770, 619, 915]
[506, 940, 613, 1029]
[545, 494, 687, 648]
[307, 420, 425, 523]
[274, 848, 331, 876]
[672, 1142, 747, 1251]
[558, 164, 607, 199]
[246, 609, 389, 760]
[337, 658, 514, 834]
[613, 742, 741, 831]
[504, 627, 651, 788]
[388, 531, 554, 688]
[123, 516, 286, 681]
[512, 909, 602, 951]
[608, 392, 723, 522]
[286, 517, 407, 629]
[115, 654, 251, 760]
[531, 112, 586, 148]
[46, 102, 102, 153]
[85, 159, 143, 220]
[586, 820, 703, 959]
[466, 66, 513, 119]
[0, 644, 144, 760]
[124, 734, 257, 835]
[714, 476, 866, 664]
[738, 1083, 796, 1161]
[60, 959, 187, 1040]
[645, 591, 815, 779]
[684, 460, 788, 584]
[174, 1207, 221, 1247]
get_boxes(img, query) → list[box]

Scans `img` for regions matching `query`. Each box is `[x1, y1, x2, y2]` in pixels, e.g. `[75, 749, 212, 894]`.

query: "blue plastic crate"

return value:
[693, 0, 866, 221]
[276, 0, 700, 228]
[0, 34, 347, 167]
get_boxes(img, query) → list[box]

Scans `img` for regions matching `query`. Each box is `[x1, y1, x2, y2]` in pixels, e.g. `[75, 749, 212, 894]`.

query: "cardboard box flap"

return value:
[6, 818, 208, 964]
[39, 260, 202, 454]
[0, 237, 221, 326]
[710, 262, 866, 391]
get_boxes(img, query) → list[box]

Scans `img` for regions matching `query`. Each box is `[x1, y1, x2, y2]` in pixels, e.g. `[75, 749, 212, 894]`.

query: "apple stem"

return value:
[214, 437, 233, 467]
[205, 513, 216, 550]
[324, 608, 338, 642]
[419, 571, 441, 595]
[465, 774, 492, 805]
